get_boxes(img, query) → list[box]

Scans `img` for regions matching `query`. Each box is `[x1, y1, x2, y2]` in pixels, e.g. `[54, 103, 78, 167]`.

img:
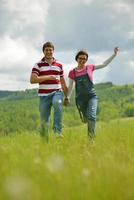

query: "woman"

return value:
[64, 47, 119, 140]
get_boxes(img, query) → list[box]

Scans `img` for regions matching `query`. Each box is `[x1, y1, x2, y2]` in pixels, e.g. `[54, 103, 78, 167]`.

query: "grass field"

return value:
[0, 119, 134, 200]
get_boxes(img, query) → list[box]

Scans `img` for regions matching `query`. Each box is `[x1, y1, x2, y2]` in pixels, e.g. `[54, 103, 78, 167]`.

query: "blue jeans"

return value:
[39, 91, 64, 138]
[87, 96, 98, 138]
[76, 96, 98, 138]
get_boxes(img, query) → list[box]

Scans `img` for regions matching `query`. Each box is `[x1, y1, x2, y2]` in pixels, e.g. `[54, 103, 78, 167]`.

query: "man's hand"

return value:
[30, 73, 57, 83]
[45, 75, 57, 80]
[63, 97, 70, 106]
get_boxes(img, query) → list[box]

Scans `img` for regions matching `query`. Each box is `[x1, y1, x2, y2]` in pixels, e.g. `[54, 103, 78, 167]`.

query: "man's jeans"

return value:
[39, 91, 64, 139]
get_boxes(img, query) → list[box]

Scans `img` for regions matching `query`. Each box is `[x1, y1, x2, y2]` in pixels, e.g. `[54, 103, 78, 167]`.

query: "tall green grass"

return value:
[0, 119, 134, 200]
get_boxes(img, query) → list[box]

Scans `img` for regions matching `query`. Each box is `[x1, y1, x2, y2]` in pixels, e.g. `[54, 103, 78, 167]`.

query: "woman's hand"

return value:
[114, 47, 119, 55]
[63, 97, 70, 106]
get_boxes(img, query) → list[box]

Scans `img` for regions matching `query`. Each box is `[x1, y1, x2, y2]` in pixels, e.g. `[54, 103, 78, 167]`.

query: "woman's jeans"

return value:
[87, 96, 98, 138]
[39, 91, 63, 139]
[77, 96, 98, 138]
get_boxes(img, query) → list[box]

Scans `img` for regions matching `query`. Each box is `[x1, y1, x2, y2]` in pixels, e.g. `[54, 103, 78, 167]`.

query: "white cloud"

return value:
[128, 61, 134, 69]
[128, 30, 134, 39]
[0, 0, 50, 45]
[106, 50, 134, 85]
[0, 0, 50, 90]
[0, 36, 27, 66]
[0, 0, 134, 90]
[3, 0, 49, 24]
[83, 0, 93, 4]
[0, 36, 41, 90]
[0, 36, 41, 72]
[111, 1, 132, 13]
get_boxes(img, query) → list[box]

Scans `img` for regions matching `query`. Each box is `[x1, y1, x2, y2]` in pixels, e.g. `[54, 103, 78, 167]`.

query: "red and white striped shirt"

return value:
[32, 58, 64, 96]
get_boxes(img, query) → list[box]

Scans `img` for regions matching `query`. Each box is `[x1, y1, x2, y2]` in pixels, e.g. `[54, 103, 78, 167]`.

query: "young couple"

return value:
[30, 42, 119, 141]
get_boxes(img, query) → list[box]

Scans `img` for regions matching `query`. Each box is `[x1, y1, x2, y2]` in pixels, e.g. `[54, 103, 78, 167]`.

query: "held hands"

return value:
[114, 47, 119, 55]
[63, 97, 70, 106]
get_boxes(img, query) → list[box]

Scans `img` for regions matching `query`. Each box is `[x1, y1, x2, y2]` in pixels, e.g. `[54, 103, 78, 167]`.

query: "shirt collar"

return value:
[41, 57, 56, 64]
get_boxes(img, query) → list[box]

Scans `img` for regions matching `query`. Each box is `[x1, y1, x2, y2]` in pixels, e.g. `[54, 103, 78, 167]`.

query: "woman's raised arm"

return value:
[95, 47, 119, 70]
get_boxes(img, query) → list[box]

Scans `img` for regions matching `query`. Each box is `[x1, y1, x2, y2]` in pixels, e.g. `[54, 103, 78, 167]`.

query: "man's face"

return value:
[43, 47, 54, 59]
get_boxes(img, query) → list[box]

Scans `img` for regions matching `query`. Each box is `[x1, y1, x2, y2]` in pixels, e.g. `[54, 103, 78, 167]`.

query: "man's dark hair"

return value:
[75, 50, 88, 61]
[42, 42, 54, 52]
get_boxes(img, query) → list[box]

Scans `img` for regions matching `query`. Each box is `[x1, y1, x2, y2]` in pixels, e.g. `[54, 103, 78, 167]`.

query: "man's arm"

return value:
[30, 73, 57, 84]
[67, 78, 74, 98]
[63, 78, 74, 106]
[95, 47, 119, 70]
[60, 77, 68, 97]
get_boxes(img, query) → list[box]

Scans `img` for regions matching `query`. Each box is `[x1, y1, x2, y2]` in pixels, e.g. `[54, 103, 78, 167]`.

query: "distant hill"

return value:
[95, 82, 134, 103]
[0, 90, 17, 98]
[0, 88, 38, 100]
[0, 82, 134, 105]
[0, 82, 134, 135]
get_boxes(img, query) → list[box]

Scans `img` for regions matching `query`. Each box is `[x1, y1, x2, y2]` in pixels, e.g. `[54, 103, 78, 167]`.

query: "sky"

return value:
[0, 0, 134, 91]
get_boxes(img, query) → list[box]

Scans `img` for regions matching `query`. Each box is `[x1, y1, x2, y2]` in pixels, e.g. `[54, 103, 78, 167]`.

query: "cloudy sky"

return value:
[0, 0, 134, 91]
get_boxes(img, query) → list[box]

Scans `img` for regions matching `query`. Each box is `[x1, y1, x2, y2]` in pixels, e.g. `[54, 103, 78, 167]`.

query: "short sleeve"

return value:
[87, 64, 95, 71]
[60, 65, 64, 77]
[32, 63, 40, 75]
[68, 70, 75, 80]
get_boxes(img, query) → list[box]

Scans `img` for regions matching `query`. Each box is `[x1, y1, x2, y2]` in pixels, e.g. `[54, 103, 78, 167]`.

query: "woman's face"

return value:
[77, 55, 87, 66]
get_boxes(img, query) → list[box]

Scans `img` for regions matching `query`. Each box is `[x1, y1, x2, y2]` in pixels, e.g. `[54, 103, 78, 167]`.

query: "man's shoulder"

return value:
[35, 59, 48, 68]
[53, 59, 63, 68]
[34, 59, 42, 65]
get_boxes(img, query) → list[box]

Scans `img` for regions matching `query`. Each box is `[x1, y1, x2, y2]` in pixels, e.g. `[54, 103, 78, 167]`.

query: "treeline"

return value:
[0, 89, 37, 100]
[0, 82, 134, 135]
[94, 82, 134, 119]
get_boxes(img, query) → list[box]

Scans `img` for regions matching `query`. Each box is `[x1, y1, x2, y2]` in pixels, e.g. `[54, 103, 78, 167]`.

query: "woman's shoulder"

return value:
[86, 64, 95, 71]
[68, 68, 76, 79]
[69, 67, 76, 72]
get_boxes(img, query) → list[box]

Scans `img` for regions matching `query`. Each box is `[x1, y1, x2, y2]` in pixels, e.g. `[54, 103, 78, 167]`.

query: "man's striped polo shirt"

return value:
[32, 58, 64, 96]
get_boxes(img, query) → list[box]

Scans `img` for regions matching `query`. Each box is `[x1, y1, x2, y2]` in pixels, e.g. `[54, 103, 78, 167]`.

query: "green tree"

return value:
[124, 103, 134, 117]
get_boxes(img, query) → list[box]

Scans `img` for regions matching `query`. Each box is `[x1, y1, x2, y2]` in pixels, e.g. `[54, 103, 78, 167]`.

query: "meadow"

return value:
[0, 84, 134, 200]
[0, 119, 134, 200]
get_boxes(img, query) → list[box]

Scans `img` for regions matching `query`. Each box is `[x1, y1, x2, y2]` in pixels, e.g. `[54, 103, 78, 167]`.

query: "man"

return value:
[30, 42, 68, 141]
